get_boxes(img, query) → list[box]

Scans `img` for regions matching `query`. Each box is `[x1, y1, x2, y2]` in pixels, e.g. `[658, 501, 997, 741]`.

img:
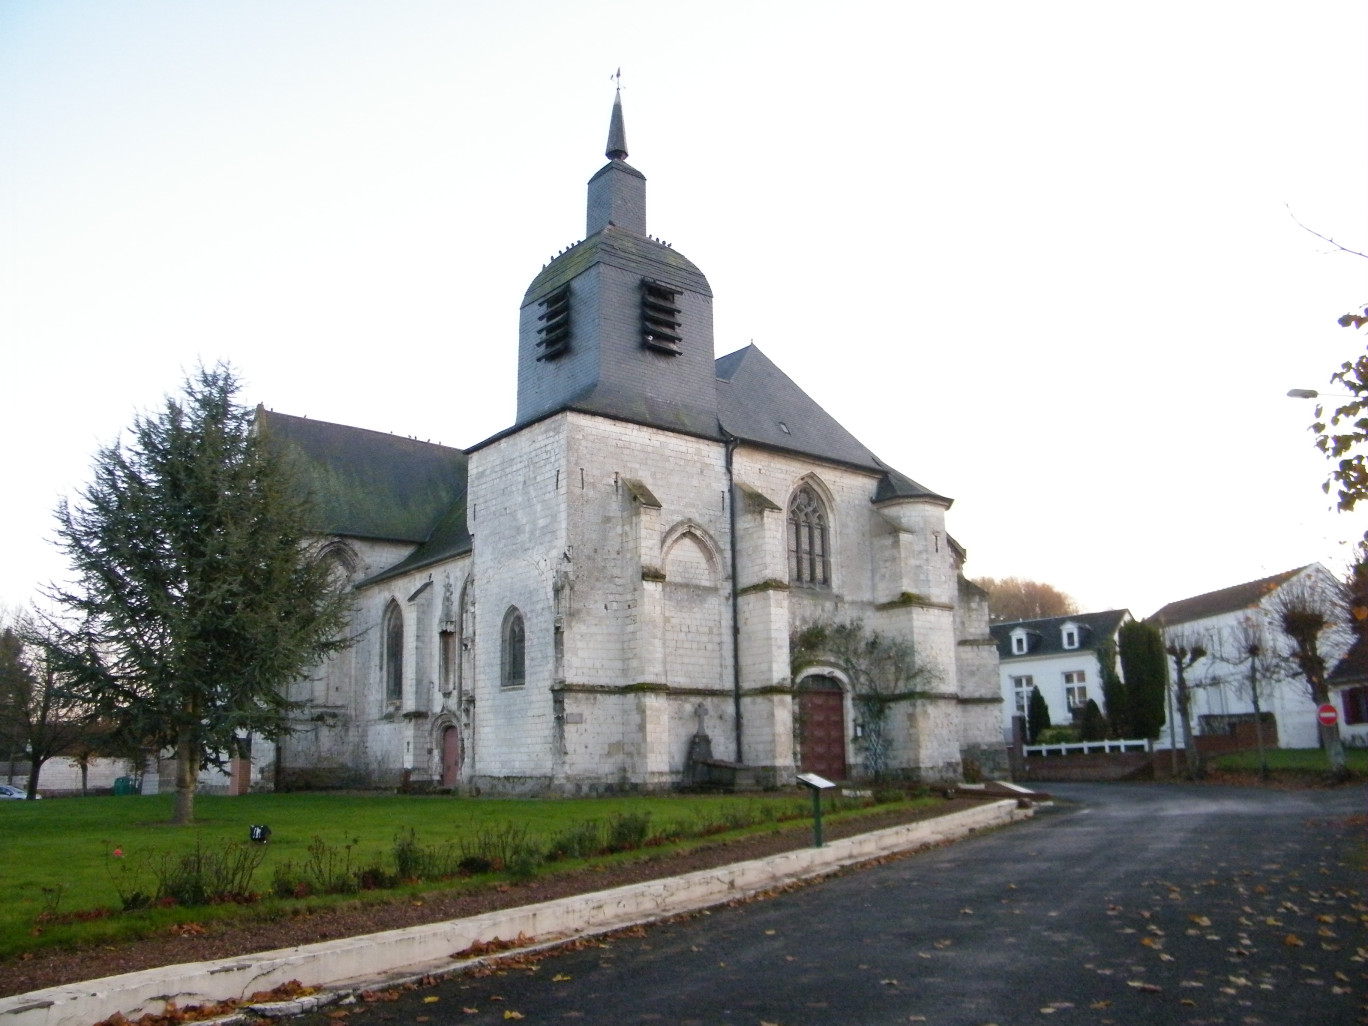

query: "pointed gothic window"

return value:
[641, 279, 682, 354]
[383, 601, 404, 703]
[502, 608, 526, 688]
[788, 486, 831, 588]
[536, 285, 571, 360]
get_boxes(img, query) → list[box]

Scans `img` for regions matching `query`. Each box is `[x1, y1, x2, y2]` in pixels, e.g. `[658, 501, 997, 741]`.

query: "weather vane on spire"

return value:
[611, 67, 622, 91]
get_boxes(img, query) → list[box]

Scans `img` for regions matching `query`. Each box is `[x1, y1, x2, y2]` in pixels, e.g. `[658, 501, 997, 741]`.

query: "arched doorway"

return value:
[796, 676, 847, 781]
[440, 725, 463, 788]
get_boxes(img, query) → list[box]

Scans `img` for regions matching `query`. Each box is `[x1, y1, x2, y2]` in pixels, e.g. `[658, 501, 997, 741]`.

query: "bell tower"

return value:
[514, 89, 719, 439]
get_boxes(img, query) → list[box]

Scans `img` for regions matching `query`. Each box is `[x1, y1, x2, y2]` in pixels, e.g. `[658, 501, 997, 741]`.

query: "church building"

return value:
[257, 92, 1006, 794]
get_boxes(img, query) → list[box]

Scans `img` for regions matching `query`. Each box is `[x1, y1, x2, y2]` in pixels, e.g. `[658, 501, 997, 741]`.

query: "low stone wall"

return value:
[1013, 751, 1153, 782]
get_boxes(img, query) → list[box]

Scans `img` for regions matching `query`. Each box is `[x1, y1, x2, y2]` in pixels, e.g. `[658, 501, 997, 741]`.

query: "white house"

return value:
[990, 610, 1132, 742]
[1150, 564, 1351, 750]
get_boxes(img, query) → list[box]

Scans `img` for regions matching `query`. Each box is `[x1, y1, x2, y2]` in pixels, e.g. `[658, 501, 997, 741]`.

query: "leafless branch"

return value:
[1287, 204, 1368, 260]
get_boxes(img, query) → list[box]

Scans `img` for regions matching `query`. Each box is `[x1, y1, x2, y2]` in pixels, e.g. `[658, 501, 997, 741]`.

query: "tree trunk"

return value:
[173, 725, 197, 825]
[1248, 661, 1268, 782]
[24, 755, 43, 804]
[1319, 721, 1348, 782]
[1174, 669, 1201, 779]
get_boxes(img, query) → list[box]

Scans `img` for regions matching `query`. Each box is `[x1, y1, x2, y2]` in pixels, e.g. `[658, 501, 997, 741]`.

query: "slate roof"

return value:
[1328, 630, 1368, 687]
[255, 409, 471, 580]
[989, 609, 1131, 662]
[1149, 566, 1310, 626]
[260, 342, 948, 589]
[715, 345, 948, 504]
[523, 226, 711, 307]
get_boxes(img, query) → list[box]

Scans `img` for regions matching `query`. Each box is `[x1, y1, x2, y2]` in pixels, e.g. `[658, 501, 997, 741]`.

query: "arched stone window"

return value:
[788, 485, 831, 587]
[502, 607, 526, 688]
[383, 601, 404, 702]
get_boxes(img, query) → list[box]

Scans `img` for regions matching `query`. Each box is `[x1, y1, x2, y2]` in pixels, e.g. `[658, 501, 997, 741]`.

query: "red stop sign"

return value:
[1317, 703, 1339, 726]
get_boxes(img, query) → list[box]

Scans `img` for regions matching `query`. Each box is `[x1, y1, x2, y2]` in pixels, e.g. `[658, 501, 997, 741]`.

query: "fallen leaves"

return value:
[453, 933, 536, 959]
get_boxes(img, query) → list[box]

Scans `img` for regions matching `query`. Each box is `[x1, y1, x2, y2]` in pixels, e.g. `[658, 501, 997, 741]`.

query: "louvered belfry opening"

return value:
[640, 278, 682, 354]
[536, 284, 571, 360]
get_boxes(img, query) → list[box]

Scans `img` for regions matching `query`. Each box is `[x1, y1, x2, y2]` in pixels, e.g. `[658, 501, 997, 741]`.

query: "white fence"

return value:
[1023, 739, 1151, 757]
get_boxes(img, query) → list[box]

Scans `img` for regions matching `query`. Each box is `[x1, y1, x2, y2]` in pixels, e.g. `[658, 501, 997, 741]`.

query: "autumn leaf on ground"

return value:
[1189, 914, 1212, 927]
[1089, 1001, 1112, 1010]
[461, 1009, 477, 1015]
[1283, 934, 1305, 947]
[415, 1017, 428, 1023]
[422, 997, 439, 1004]
[1126, 980, 1161, 993]
[503, 1013, 523, 1021]
[552, 974, 572, 982]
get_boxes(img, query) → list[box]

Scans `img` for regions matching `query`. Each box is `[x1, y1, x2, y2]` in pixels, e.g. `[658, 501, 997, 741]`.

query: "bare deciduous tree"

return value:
[969, 577, 1078, 623]
[1268, 574, 1352, 780]
[1213, 616, 1284, 781]
[1165, 631, 1208, 780]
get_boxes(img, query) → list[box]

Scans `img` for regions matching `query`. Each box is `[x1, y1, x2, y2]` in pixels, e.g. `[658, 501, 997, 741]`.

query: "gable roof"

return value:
[1329, 632, 1367, 687]
[989, 609, 1131, 661]
[715, 345, 948, 504]
[255, 409, 471, 566]
[1150, 566, 1311, 627]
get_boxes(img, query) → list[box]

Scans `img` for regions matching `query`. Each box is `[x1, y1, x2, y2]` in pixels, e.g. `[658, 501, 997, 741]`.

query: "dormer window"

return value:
[1010, 628, 1030, 655]
[1061, 622, 1080, 650]
[641, 279, 682, 354]
[536, 285, 571, 361]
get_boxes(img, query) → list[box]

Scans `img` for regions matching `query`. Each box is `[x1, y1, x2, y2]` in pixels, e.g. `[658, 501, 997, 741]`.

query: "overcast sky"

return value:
[3, 1, 1365, 619]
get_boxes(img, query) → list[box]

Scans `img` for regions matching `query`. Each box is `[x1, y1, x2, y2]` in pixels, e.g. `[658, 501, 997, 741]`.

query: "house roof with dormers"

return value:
[1149, 566, 1312, 626]
[990, 609, 1131, 662]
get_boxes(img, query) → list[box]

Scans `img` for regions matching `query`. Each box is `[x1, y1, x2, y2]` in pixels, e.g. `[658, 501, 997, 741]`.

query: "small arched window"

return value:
[383, 601, 404, 702]
[502, 608, 526, 688]
[788, 485, 831, 588]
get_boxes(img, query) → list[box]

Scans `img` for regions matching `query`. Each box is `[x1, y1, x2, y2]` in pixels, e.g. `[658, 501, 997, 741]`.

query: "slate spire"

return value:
[586, 83, 645, 237]
[605, 86, 628, 161]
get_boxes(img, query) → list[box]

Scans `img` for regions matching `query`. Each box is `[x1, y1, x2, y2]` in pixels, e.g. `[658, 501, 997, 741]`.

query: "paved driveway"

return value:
[297, 783, 1366, 1025]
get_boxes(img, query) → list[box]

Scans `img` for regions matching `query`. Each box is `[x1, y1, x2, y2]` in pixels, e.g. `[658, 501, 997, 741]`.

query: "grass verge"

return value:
[0, 789, 931, 960]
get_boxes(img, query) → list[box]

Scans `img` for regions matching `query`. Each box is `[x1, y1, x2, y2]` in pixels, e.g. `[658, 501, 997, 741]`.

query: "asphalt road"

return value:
[298, 783, 1366, 1026]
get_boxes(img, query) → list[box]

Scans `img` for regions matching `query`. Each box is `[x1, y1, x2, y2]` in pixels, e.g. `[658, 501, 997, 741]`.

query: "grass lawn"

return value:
[0, 789, 923, 959]
[1206, 746, 1368, 777]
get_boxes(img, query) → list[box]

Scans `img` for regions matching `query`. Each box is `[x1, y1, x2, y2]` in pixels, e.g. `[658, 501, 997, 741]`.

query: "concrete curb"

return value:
[1, 799, 1031, 1026]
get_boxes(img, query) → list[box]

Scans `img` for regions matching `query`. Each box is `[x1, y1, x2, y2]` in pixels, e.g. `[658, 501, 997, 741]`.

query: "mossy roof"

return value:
[255, 409, 471, 564]
[523, 224, 711, 306]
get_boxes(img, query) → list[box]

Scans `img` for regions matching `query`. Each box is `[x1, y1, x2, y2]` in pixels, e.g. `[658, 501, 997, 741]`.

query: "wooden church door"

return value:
[440, 726, 462, 788]
[797, 677, 847, 781]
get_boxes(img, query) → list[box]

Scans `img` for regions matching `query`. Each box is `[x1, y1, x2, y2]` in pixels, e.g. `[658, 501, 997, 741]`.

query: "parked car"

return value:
[0, 783, 40, 800]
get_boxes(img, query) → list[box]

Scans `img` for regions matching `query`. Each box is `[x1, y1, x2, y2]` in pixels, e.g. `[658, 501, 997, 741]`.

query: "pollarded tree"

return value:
[791, 620, 940, 780]
[48, 364, 352, 824]
[1165, 632, 1208, 780]
[1268, 574, 1351, 781]
[1215, 616, 1284, 781]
